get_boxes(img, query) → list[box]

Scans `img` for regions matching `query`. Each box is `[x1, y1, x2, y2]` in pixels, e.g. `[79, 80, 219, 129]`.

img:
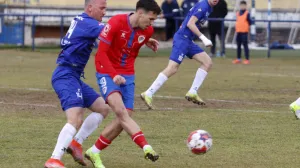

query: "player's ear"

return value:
[137, 9, 144, 16]
[87, 4, 93, 13]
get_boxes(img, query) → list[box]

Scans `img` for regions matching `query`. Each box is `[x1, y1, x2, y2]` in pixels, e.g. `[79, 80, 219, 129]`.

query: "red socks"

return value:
[131, 131, 148, 148]
[95, 135, 111, 150]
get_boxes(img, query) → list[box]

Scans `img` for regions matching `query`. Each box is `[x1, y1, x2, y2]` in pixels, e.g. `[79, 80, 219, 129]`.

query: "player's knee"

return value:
[165, 64, 179, 76]
[67, 119, 82, 130]
[113, 106, 128, 120]
[202, 58, 213, 71]
[99, 105, 110, 118]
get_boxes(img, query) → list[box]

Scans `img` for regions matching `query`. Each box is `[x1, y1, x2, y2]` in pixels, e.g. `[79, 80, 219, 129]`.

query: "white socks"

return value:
[188, 68, 208, 94]
[145, 73, 168, 97]
[295, 97, 300, 106]
[51, 123, 76, 160]
[91, 145, 101, 153]
[74, 112, 104, 145]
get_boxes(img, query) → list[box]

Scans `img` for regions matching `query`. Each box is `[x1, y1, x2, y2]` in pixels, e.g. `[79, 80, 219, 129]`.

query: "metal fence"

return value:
[1, 13, 300, 58]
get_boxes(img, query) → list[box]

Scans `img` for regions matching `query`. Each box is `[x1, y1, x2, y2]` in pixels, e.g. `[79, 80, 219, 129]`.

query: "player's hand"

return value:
[199, 34, 213, 47]
[113, 75, 126, 85]
[146, 38, 159, 52]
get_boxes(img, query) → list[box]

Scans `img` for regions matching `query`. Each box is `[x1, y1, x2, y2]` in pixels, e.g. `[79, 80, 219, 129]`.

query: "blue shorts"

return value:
[169, 33, 204, 64]
[96, 73, 135, 110]
[52, 66, 100, 111]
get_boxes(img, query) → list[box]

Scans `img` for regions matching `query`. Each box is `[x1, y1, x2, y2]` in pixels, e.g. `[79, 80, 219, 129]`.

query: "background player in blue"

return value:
[141, 0, 219, 109]
[44, 0, 110, 167]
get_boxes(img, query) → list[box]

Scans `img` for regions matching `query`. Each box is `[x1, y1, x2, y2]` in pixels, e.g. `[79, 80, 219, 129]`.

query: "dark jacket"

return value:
[208, 0, 228, 33]
[161, 0, 181, 20]
[181, 0, 199, 17]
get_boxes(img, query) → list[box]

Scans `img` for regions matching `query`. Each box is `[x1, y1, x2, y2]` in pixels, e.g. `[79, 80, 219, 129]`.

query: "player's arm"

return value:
[144, 28, 159, 52]
[145, 38, 159, 52]
[187, 10, 212, 47]
[83, 20, 106, 39]
[96, 19, 125, 84]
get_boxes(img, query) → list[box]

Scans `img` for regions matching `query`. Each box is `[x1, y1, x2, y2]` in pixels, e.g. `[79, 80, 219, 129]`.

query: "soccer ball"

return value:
[186, 129, 213, 155]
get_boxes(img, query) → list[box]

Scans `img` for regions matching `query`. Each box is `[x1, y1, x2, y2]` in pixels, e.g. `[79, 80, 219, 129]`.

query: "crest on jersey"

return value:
[101, 24, 111, 37]
[121, 32, 126, 38]
[138, 35, 145, 44]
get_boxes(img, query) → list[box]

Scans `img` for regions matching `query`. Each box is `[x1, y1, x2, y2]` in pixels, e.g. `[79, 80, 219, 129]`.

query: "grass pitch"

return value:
[1, 48, 300, 168]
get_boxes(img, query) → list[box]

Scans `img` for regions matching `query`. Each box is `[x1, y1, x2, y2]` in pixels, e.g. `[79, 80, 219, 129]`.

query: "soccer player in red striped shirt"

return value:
[84, 0, 161, 167]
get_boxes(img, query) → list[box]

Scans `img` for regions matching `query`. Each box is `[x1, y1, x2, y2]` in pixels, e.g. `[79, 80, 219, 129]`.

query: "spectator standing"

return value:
[208, 0, 228, 57]
[161, 0, 181, 41]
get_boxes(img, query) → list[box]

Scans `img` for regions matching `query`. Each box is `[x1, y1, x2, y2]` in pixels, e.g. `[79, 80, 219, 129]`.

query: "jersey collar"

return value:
[127, 13, 134, 31]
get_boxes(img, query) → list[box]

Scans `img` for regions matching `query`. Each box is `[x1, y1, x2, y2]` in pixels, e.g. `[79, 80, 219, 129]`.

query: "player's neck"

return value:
[129, 13, 139, 28]
[207, 1, 213, 7]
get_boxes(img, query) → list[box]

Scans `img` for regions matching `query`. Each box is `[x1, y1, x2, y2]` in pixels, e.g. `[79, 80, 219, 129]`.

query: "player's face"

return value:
[166, 0, 173, 4]
[209, 0, 219, 6]
[240, 4, 247, 10]
[89, 0, 107, 21]
[138, 11, 158, 30]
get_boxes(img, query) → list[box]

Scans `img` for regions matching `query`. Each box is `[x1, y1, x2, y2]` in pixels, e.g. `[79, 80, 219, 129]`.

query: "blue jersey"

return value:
[176, 0, 212, 40]
[57, 13, 105, 73]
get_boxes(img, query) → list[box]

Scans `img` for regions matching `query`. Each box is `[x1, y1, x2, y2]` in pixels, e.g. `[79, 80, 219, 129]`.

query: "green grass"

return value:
[1, 48, 300, 168]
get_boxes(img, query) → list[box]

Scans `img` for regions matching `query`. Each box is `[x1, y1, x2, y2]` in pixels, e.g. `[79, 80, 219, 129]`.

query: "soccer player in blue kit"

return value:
[44, 0, 110, 167]
[141, 0, 219, 109]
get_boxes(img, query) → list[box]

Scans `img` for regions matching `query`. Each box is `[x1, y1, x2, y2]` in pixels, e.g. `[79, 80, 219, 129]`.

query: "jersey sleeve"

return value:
[192, 7, 205, 20]
[82, 20, 105, 39]
[144, 27, 154, 43]
[95, 16, 120, 78]
[99, 17, 119, 45]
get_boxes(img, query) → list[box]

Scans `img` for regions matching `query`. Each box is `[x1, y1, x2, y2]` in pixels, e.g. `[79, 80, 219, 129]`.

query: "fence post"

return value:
[22, 14, 25, 47]
[267, 0, 272, 58]
[221, 20, 225, 57]
[60, 16, 64, 41]
[31, 16, 36, 51]
[267, 21, 271, 58]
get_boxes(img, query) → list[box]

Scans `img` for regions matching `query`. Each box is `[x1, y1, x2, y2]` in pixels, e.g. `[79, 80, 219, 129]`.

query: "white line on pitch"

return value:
[0, 101, 276, 113]
[250, 73, 300, 78]
[0, 101, 57, 108]
[0, 86, 289, 106]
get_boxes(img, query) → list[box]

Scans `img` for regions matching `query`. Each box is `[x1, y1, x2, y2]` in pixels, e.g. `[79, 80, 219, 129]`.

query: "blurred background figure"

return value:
[161, 0, 181, 41]
[232, 0, 251, 65]
[181, 0, 198, 17]
[208, 0, 228, 57]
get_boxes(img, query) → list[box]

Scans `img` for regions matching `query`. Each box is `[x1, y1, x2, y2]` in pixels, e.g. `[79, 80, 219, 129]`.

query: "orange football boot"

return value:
[66, 139, 87, 166]
[44, 158, 65, 168]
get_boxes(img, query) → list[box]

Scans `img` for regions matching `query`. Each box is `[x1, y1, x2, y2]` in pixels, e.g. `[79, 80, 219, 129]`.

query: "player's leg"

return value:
[110, 93, 158, 156]
[141, 35, 188, 109]
[45, 71, 85, 168]
[242, 33, 250, 64]
[185, 43, 212, 105]
[233, 33, 242, 64]
[86, 93, 158, 166]
[290, 97, 300, 119]
[67, 82, 110, 166]
[85, 74, 158, 167]
[88, 80, 135, 155]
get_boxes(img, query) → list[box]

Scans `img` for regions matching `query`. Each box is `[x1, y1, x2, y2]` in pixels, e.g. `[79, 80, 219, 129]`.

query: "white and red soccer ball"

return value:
[186, 129, 213, 155]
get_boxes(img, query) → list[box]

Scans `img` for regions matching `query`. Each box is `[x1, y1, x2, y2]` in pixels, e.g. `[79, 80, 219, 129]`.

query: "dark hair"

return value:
[136, 0, 162, 15]
[240, 1, 247, 5]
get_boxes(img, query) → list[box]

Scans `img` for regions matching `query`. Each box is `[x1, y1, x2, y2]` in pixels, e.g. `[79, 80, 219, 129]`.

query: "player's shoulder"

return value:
[195, 0, 209, 11]
[144, 26, 154, 35]
[109, 14, 128, 23]
[76, 13, 98, 25]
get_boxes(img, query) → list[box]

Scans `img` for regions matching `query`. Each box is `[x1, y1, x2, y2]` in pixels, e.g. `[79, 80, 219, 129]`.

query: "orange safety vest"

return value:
[235, 10, 250, 33]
